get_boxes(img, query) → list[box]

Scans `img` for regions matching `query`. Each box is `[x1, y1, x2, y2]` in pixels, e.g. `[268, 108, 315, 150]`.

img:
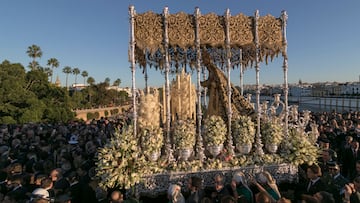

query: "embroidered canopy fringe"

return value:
[133, 11, 285, 70]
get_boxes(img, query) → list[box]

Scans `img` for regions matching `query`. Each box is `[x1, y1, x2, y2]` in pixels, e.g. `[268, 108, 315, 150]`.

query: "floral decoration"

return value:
[96, 125, 148, 190]
[172, 119, 196, 150]
[281, 127, 320, 166]
[140, 126, 164, 155]
[203, 115, 227, 146]
[232, 115, 255, 145]
[261, 119, 283, 145]
[95, 119, 318, 189]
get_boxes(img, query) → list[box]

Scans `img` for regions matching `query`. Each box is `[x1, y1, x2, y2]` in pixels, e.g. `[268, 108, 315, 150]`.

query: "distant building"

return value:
[342, 82, 360, 95]
[289, 84, 312, 97]
[71, 83, 87, 91]
[106, 86, 133, 97]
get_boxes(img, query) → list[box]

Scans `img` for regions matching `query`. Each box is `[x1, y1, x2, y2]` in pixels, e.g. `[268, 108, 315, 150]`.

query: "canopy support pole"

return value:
[129, 6, 137, 137]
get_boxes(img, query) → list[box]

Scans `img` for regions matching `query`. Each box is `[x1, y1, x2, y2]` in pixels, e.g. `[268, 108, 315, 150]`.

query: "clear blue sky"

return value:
[1, 0, 360, 89]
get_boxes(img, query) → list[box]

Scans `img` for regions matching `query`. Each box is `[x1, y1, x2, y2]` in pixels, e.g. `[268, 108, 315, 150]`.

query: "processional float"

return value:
[129, 5, 291, 156]
[96, 6, 319, 197]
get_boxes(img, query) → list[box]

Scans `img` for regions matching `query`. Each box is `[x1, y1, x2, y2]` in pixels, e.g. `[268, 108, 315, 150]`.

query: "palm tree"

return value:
[44, 67, 53, 81]
[47, 58, 59, 83]
[72, 67, 80, 85]
[87, 76, 95, 86]
[113, 78, 121, 87]
[81, 71, 88, 85]
[104, 77, 110, 87]
[27, 61, 41, 70]
[62, 66, 72, 89]
[26, 44, 43, 70]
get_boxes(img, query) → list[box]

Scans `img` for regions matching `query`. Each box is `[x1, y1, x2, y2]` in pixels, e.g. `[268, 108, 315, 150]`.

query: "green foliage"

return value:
[94, 112, 100, 119]
[0, 60, 75, 124]
[87, 112, 95, 120]
[110, 109, 119, 115]
[104, 110, 109, 117]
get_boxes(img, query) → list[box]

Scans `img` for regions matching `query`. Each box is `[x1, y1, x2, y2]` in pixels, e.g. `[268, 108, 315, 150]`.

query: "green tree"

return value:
[113, 78, 121, 87]
[26, 44, 42, 70]
[27, 61, 41, 71]
[87, 77, 95, 86]
[104, 77, 110, 87]
[0, 60, 74, 123]
[47, 58, 59, 83]
[72, 67, 80, 85]
[81, 70, 88, 85]
[62, 66, 72, 89]
[43, 67, 53, 81]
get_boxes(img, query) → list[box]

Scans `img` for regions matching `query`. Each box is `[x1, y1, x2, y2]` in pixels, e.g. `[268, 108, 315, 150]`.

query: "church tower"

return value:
[55, 75, 61, 87]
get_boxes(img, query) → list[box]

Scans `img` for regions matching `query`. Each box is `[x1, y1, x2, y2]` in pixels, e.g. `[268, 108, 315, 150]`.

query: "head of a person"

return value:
[188, 176, 202, 191]
[319, 137, 330, 149]
[353, 176, 360, 191]
[328, 162, 341, 176]
[313, 191, 335, 203]
[50, 168, 62, 182]
[55, 194, 72, 203]
[277, 197, 292, 203]
[31, 188, 50, 203]
[321, 149, 332, 162]
[40, 177, 53, 190]
[307, 164, 322, 180]
[352, 140, 359, 150]
[356, 160, 360, 174]
[214, 173, 225, 191]
[345, 136, 353, 144]
[257, 171, 275, 185]
[255, 191, 271, 203]
[110, 190, 123, 202]
[232, 171, 246, 186]
[220, 195, 236, 203]
[167, 184, 182, 202]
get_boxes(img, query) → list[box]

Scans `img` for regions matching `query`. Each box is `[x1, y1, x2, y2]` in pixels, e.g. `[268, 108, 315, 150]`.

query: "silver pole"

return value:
[239, 49, 244, 96]
[145, 66, 148, 94]
[194, 7, 205, 161]
[202, 68, 207, 107]
[254, 10, 264, 155]
[281, 10, 289, 137]
[129, 6, 137, 137]
[225, 8, 234, 155]
[163, 7, 174, 161]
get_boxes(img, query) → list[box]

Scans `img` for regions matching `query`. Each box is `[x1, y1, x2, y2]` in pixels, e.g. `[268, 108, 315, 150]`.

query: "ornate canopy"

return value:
[133, 9, 286, 70]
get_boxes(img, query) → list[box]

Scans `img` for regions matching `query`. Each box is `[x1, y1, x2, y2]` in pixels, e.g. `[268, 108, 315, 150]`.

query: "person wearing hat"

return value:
[31, 188, 50, 202]
[326, 161, 349, 202]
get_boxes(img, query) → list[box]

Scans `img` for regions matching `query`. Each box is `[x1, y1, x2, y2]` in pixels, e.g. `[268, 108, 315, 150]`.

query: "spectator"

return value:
[210, 173, 230, 203]
[168, 183, 185, 203]
[230, 171, 253, 203]
[186, 176, 204, 203]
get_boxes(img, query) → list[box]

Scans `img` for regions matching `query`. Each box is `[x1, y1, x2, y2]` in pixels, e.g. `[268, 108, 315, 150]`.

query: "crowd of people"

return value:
[0, 110, 359, 203]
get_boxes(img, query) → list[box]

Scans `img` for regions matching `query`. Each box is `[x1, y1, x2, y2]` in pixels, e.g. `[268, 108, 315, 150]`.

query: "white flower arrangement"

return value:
[172, 119, 196, 150]
[95, 125, 148, 190]
[232, 115, 255, 145]
[140, 126, 164, 154]
[281, 127, 320, 166]
[261, 119, 284, 145]
[203, 115, 227, 146]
